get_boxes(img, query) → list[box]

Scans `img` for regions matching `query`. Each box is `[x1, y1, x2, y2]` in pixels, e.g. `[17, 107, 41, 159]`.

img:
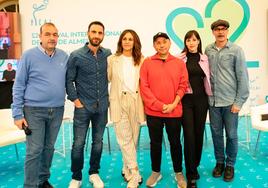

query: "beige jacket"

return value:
[107, 54, 145, 123]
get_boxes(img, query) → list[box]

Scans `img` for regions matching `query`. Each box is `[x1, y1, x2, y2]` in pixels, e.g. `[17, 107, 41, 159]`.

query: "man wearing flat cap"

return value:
[205, 19, 249, 182]
[210, 19, 230, 30]
[140, 32, 188, 188]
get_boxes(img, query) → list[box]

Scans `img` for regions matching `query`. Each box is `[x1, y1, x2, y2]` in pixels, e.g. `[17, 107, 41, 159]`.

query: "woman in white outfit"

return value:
[107, 29, 145, 188]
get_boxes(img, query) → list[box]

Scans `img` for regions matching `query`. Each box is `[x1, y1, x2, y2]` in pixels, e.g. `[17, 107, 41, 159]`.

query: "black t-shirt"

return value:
[2, 70, 16, 81]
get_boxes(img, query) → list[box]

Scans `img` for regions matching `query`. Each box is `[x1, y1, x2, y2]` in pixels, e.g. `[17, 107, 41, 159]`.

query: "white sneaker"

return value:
[68, 179, 82, 188]
[89, 174, 104, 188]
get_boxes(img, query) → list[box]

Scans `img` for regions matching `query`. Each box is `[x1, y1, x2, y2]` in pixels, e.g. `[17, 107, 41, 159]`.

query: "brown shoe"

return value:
[223, 166, 234, 182]
[146, 171, 162, 187]
[212, 163, 225, 178]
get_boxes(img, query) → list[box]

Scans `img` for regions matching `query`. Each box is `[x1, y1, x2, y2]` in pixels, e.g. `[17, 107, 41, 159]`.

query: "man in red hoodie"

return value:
[140, 32, 188, 188]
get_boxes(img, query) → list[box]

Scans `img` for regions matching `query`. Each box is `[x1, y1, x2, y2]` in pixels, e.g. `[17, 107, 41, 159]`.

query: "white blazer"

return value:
[107, 54, 145, 123]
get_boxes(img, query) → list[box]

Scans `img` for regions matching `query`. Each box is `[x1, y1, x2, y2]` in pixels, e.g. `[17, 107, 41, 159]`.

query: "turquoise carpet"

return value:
[0, 116, 268, 188]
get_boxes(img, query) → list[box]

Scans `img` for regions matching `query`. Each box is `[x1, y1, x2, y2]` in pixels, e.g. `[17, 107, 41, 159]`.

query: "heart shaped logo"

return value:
[166, 0, 250, 50]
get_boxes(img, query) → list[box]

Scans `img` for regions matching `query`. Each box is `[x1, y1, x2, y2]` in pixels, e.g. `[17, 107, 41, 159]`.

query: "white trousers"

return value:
[114, 92, 140, 169]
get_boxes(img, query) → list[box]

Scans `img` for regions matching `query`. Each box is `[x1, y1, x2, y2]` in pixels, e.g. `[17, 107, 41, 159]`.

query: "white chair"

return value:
[238, 106, 251, 150]
[250, 103, 268, 155]
[0, 109, 26, 160]
[55, 99, 74, 157]
[63, 99, 75, 149]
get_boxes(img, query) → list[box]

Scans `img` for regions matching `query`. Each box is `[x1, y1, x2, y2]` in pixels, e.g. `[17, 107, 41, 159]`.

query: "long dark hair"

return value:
[115, 29, 142, 66]
[182, 30, 202, 54]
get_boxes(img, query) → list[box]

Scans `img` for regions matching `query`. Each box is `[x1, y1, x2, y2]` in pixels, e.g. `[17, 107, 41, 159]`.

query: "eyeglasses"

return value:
[213, 27, 228, 32]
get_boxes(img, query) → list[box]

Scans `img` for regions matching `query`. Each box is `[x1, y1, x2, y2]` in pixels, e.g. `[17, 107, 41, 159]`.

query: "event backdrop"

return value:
[0, 12, 21, 82]
[0, 12, 21, 60]
[19, 0, 268, 112]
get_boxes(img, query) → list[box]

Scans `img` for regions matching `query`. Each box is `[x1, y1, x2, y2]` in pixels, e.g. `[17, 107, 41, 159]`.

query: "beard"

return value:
[89, 37, 103, 47]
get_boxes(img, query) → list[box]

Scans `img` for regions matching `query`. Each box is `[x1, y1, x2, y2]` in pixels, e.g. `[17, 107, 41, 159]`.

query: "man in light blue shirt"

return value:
[205, 19, 249, 182]
[12, 22, 68, 188]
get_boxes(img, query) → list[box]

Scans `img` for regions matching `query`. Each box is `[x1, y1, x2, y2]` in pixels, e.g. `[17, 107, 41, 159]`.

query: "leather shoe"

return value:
[224, 166, 234, 182]
[212, 163, 225, 177]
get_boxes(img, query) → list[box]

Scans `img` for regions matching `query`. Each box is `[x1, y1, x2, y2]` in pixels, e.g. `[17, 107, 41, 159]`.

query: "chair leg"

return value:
[54, 125, 66, 157]
[106, 127, 111, 155]
[14, 144, 19, 160]
[254, 131, 261, 156]
[245, 115, 251, 150]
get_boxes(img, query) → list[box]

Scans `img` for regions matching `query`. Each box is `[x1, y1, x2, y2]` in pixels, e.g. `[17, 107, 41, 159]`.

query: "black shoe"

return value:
[39, 181, 53, 188]
[212, 163, 225, 177]
[224, 166, 234, 182]
[187, 179, 197, 188]
[139, 177, 143, 185]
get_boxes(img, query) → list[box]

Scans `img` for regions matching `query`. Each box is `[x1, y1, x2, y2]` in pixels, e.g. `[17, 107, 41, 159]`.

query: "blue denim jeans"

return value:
[209, 105, 238, 167]
[71, 107, 107, 180]
[23, 106, 64, 188]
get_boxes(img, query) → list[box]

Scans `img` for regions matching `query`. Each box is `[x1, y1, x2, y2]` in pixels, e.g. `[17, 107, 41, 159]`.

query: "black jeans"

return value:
[146, 115, 182, 173]
[182, 94, 208, 179]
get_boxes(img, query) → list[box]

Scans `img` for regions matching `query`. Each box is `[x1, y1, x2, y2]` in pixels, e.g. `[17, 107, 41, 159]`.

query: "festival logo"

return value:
[31, 0, 51, 26]
[166, 0, 250, 50]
